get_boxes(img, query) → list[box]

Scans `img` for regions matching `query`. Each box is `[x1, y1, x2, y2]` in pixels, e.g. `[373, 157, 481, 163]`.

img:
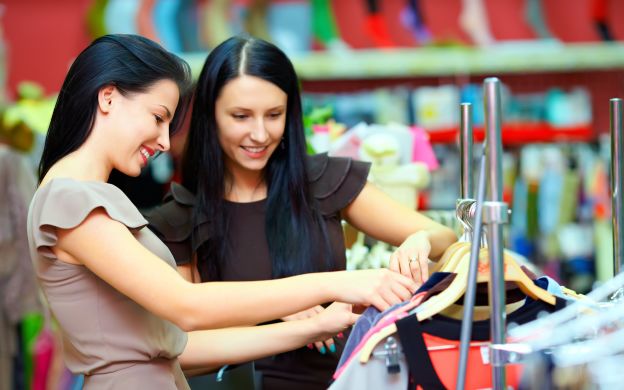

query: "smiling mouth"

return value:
[241, 146, 268, 153]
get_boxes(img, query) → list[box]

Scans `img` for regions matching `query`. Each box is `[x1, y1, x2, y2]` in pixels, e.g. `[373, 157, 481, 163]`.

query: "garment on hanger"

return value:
[330, 296, 567, 389]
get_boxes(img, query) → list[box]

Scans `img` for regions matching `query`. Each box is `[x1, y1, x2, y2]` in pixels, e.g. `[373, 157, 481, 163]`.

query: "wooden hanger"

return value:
[438, 243, 472, 273]
[428, 241, 469, 274]
[359, 245, 556, 363]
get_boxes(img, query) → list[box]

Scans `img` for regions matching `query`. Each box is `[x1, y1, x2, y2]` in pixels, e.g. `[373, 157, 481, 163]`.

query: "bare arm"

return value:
[56, 209, 416, 331]
[343, 183, 457, 282]
[343, 183, 457, 258]
[179, 302, 357, 374]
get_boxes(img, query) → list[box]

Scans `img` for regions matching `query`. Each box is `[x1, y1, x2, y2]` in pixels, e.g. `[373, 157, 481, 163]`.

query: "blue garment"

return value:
[337, 272, 451, 370]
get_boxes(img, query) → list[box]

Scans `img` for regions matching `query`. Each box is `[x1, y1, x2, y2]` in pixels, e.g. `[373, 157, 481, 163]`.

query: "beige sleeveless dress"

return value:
[27, 178, 189, 389]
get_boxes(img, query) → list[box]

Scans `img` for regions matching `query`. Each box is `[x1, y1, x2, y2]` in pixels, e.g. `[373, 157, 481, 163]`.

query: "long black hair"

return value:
[183, 36, 332, 280]
[39, 34, 193, 182]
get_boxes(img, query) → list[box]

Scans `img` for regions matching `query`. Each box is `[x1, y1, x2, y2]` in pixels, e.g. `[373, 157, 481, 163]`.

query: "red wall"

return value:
[3, 0, 92, 97]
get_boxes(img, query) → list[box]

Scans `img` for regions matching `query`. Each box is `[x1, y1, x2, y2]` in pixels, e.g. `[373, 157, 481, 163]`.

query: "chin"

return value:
[242, 160, 269, 172]
[118, 166, 143, 177]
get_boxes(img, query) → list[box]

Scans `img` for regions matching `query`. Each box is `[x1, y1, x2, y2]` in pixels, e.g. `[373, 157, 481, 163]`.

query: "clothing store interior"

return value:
[3, 0, 624, 389]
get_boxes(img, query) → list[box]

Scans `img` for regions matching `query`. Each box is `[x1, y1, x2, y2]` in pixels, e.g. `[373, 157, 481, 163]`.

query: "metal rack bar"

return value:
[456, 154, 487, 390]
[483, 77, 507, 390]
[460, 103, 474, 199]
[611, 98, 624, 276]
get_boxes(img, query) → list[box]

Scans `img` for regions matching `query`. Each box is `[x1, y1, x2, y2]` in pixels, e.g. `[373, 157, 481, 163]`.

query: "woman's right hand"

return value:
[309, 302, 358, 345]
[330, 268, 418, 312]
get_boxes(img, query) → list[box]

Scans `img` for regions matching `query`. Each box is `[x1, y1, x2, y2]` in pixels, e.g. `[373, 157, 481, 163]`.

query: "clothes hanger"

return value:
[359, 239, 471, 363]
[438, 242, 472, 273]
[429, 241, 469, 274]
[359, 247, 556, 363]
[416, 247, 556, 321]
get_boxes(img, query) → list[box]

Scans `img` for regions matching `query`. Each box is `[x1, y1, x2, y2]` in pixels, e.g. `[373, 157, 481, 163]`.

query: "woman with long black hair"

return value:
[147, 36, 457, 389]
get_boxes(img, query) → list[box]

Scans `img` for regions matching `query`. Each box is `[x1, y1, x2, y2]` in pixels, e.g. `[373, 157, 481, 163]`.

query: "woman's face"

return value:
[215, 75, 287, 178]
[105, 79, 179, 177]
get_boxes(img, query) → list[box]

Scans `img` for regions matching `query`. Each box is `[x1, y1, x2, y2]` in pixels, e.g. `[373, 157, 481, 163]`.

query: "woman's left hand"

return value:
[388, 231, 431, 285]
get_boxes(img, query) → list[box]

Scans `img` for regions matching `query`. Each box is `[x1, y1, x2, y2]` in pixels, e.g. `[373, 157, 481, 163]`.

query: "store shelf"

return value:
[181, 42, 624, 80]
[426, 123, 594, 145]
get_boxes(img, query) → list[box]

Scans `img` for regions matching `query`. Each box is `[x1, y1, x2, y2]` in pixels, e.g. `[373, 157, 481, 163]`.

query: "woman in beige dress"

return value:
[27, 34, 418, 389]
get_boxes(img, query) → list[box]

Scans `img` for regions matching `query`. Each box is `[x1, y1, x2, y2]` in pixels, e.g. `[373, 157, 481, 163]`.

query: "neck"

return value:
[45, 142, 112, 184]
[225, 167, 266, 202]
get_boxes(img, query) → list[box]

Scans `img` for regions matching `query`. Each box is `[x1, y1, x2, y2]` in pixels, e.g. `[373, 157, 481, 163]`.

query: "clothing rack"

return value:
[454, 78, 510, 390]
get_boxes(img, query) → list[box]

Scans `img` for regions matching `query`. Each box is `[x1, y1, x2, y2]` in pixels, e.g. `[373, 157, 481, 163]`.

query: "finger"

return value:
[313, 305, 324, 314]
[314, 341, 326, 354]
[390, 280, 413, 301]
[392, 271, 419, 293]
[418, 256, 430, 283]
[380, 288, 402, 308]
[371, 295, 390, 312]
[397, 250, 414, 280]
[389, 252, 400, 273]
[325, 338, 336, 354]
[409, 256, 423, 284]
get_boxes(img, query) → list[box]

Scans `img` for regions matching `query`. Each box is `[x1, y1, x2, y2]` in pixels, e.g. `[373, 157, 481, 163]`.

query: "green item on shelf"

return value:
[21, 312, 45, 389]
[17, 81, 44, 100]
[311, 0, 341, 47]
[86, 0, 109, 39]
[303, 106, 333, 154]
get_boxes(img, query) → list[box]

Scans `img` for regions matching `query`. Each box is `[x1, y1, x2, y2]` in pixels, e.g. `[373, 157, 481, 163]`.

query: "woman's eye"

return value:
[268, 112, 283, 119]
[233, 114, 248, 120]
[154, 115, 164, 124]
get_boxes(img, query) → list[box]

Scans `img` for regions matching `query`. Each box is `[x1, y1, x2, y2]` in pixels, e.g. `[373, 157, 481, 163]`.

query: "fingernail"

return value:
[337, 332, 344, 339]
[329, 344, 336, 353]
[319, 346, 326, 355]
[307, 344, 313, 349]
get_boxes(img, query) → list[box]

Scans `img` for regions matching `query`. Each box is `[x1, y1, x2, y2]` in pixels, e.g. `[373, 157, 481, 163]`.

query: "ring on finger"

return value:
[409, 256, 418, 264]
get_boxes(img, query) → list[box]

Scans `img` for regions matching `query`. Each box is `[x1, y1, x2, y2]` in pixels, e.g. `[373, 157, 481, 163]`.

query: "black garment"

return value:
[396, 297, 567, 390]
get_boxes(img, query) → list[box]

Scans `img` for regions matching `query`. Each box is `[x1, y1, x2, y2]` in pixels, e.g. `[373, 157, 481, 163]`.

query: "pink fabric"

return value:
[32, 329, 54, 390]
[333, 292, 426, 379]
[410, 126, 439, 170]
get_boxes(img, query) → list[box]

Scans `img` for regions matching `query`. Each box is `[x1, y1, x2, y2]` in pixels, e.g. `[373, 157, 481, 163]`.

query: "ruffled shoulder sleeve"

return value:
[30, 179, 148, 261]
[143, 182, 195, 265]
[306, 153, 371, 216]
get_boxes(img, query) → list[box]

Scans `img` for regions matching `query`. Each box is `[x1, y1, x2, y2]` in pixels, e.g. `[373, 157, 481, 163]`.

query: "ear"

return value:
[97, 85, 117, 113]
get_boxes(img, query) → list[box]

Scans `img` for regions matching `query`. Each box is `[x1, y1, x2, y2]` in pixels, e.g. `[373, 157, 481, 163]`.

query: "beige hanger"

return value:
[359, 246, 556, 364]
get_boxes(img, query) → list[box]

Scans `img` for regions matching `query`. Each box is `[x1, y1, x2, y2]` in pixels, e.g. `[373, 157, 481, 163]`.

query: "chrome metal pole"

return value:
[456, 154, 487, 390]
[483, 77, 507, 390]
[460, 103, 474, 199]
[611, 98, 624, 276]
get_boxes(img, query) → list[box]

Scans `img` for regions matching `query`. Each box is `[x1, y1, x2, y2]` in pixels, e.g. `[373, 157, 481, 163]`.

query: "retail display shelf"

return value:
[181, 42, 624, 80]
[425, 122, 594, 145]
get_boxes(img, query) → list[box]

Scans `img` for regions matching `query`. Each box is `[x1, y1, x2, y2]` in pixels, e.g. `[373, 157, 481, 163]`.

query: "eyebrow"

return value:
[159, 105, 172, 119]
[230, 105, 285, 112]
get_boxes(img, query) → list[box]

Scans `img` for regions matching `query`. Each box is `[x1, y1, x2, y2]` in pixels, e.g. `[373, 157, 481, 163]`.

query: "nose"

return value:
[157, 126, 171, 152]
[249, 118, 269, 144]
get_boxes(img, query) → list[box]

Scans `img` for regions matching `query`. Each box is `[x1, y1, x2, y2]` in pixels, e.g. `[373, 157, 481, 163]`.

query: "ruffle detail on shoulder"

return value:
[143, 182, 196, 265]
[305, 153, 371, 216]
[31, 179, 148, 260]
